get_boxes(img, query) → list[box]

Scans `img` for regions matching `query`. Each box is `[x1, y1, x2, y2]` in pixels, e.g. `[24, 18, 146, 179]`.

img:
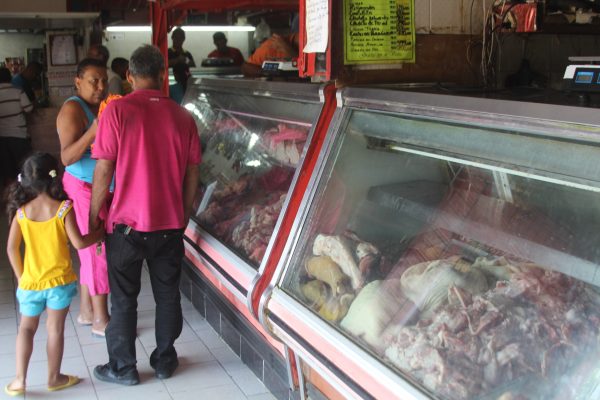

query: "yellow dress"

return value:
[16, 200, 78, 290]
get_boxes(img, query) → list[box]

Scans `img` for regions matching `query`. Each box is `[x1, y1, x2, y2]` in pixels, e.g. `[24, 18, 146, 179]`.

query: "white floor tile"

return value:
[0, 279, 15, 292]
[137, 295, 157, 312]
[0, 317, 17, 335]
[170, 383, 248, 400]
[197, 327, 227, 350]
[171, 340, 215, 366]
[96, 381, 171, 400]
[0, 302, 17, 319]
[228, 367, 270, 396]
[26, 378, 99, 399]
[29, 335, 83, 362]
[211, 346, 248, 373]
[162, 360, 235, 393]
[182, 311, 210, 332]
[0, 333, 17, 355]
[0, 291, 15, 306]
[247, 394, 277, 400]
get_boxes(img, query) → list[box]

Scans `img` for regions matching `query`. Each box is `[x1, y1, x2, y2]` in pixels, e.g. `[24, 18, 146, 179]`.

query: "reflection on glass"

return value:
[189, 90, 314, 268]
[282, 110, 600, 400]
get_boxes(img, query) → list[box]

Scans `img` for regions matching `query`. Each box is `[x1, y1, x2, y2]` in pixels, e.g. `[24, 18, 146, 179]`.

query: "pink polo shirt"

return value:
[93, 89, 201, 233]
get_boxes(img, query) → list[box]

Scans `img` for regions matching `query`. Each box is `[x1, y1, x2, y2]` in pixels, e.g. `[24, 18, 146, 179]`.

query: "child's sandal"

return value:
[4, 383, 25, 396]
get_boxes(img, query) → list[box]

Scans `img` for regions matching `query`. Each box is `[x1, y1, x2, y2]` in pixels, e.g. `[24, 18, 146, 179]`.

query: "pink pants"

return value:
[63, 172, 110, 296]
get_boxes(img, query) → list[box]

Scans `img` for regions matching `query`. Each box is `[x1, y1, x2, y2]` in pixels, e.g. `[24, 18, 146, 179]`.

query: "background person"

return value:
[109, 57, 131, 95]
[4, 152, 103, 396]
[91, 44, 201, 385]
[0, 67, 33, 188]
[207, 32, 244, 66]
[56, 58, 110, 337]
[168, 28, 196, 68]
[241, 33, 299, 77]
[11, 61, 42, 103]
[88, 44, 124, 96]
[87, 44, 110, 66]
[169, 63, 190, 104]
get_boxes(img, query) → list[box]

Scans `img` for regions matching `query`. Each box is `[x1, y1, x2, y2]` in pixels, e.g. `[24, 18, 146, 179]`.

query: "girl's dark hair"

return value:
[6, 152, 68, 221]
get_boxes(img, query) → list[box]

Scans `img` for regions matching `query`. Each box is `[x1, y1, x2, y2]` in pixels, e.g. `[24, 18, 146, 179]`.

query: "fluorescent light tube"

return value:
[106, 26, 150, 32]
[105, 25, 255, 32]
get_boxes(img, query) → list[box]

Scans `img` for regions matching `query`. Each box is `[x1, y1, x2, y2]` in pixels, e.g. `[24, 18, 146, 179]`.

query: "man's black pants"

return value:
[105, 225, 184, 374]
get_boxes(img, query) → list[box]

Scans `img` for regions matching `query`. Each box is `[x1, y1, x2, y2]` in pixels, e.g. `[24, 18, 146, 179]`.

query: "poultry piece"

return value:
[313, 234, 363, 290]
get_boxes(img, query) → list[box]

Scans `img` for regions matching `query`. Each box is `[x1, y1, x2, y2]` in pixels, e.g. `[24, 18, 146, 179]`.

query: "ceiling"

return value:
[0, 12, 99, 32]
[0, 0, 297, 32]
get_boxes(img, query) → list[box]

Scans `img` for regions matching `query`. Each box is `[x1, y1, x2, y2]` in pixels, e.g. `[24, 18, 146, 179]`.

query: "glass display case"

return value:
[270, 88, 600, 400]
[183, 78, 325, 275]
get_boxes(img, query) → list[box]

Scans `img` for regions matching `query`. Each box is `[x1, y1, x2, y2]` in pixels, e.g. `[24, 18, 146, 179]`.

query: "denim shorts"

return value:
[16, 281, 78, 317]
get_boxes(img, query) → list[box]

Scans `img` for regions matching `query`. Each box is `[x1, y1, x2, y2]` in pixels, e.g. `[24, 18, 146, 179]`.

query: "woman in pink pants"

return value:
[57, 58, 110, 337]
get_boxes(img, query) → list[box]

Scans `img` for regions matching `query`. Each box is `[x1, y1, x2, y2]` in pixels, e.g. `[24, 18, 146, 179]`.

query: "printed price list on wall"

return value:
[344, 0, 415, 64]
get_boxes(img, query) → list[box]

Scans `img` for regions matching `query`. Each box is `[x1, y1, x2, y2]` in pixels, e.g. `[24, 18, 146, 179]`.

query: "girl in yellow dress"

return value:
[4, 152, 104, 396]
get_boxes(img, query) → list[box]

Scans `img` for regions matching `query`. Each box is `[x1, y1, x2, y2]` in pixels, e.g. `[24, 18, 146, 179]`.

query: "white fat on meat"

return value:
[313, 234, 363, 290]
[340, 279, 414, 348]
[401, 259, 488, 318]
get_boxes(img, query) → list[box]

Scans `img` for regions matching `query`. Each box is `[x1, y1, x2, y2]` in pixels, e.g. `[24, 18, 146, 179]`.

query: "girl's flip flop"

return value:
[4, 384, 25, 396]
[47, 375, 80, 392]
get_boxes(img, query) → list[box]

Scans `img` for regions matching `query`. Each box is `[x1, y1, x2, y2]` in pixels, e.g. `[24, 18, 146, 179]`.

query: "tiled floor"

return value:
[0, 213, 275, 400]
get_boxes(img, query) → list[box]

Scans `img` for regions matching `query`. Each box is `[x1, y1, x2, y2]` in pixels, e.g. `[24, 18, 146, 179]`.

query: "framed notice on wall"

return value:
[49, 34, 77, 66]
[343, 0, 415, 65]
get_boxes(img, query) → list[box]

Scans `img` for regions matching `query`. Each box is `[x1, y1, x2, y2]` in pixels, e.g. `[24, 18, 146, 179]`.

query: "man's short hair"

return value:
[129, 45, 165, 80]
[111, 57, 129, 72]
[76, 58, 107, 78]
[171, 27, 185, 39]
[213, 32, 226, 41]
[0, 67, 12, 83]
[89, 44, 110, 64]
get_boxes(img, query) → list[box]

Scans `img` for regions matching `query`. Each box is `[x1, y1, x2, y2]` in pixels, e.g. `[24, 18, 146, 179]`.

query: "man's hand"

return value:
[89, 215, 102, 233]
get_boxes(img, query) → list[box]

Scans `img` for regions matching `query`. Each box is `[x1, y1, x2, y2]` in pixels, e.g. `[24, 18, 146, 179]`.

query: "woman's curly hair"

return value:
[5, 152, 68, 221]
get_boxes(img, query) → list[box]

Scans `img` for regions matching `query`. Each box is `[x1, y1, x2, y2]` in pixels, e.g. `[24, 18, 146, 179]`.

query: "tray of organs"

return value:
[277, 95, 600, 400]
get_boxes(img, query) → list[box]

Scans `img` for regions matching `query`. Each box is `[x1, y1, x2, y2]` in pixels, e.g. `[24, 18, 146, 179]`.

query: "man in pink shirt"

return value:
[89, 45, 201, 385]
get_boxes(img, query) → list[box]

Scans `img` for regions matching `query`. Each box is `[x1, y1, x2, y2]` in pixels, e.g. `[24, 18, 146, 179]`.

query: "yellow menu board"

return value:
[344, 0, 415, 64]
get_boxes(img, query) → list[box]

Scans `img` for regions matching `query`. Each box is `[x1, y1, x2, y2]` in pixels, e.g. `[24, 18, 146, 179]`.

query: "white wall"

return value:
[103, 30, 252, 65]
[416, 0, 485, 34]
[0, 33, 45, 63]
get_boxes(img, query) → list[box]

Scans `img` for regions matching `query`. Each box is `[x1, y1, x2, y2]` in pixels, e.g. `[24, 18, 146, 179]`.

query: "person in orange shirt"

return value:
[207, 32, 244, 66]
[241, 33, 299, 78]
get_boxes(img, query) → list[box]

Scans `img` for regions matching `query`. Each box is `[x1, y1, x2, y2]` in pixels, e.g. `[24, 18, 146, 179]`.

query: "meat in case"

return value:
[264, 87, 600, 400]
[180, 77, 336, 397]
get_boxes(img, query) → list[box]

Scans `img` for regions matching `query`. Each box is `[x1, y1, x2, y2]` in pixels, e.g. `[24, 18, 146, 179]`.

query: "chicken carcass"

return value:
[313, 234, 363, 290]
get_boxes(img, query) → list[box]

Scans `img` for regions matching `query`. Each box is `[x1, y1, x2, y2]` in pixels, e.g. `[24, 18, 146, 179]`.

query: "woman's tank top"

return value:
[63, 96, 97, 184]
[16, 200, 78, 291]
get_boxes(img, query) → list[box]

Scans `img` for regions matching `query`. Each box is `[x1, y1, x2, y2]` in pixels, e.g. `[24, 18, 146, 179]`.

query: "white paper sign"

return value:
[303, 0, 329, 53]
[196, 181, 218, 216]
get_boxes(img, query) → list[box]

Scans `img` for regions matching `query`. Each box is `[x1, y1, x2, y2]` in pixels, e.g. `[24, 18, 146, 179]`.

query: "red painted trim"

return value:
[150, 1, 170, 95]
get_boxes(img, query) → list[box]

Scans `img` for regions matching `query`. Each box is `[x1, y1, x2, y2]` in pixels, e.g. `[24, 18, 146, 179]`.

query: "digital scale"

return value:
[261, 60, 298, 76]
[563, 56, 600, 106]
[563, 56, 600, 92]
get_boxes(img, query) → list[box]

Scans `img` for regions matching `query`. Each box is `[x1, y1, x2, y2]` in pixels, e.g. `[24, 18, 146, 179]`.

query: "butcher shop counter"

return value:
[180, 77, 337, 399]
[262, 87, 600, 400]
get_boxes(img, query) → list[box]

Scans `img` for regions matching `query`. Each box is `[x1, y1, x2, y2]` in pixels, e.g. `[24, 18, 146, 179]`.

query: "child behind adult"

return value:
[4, 152, 104, 396]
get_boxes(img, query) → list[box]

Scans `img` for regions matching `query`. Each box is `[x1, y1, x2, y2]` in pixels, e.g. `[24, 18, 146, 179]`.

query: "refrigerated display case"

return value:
[265, 87, 600, 400]
[180, 77, 336, 398]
